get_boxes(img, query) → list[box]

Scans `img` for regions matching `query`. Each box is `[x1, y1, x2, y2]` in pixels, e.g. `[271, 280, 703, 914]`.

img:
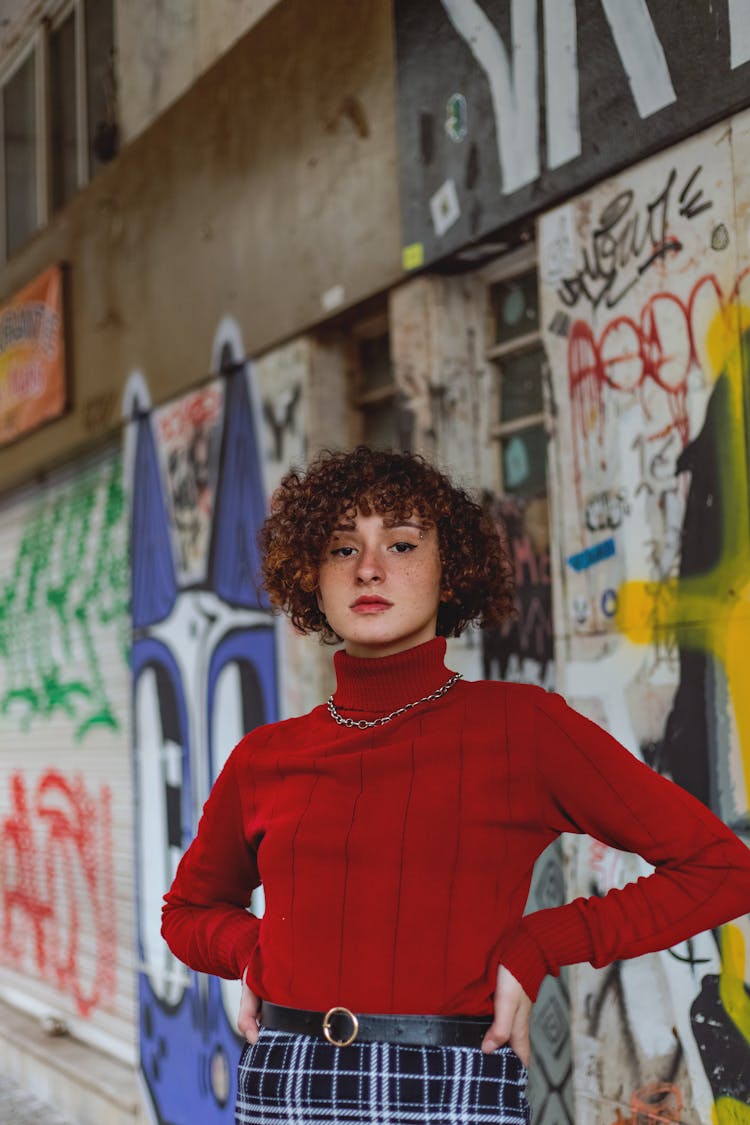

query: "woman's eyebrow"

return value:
[329, 519, 424, 533]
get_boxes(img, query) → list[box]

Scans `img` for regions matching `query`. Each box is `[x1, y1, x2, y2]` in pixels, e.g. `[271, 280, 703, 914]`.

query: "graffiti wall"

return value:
[127, 322, 282, 1125]
[0, 449, 132, 1046]
[540, 114, 750, 1123]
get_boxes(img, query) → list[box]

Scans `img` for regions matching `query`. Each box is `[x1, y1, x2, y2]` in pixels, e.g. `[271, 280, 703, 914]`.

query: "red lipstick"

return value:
[351, 595, 392, 613]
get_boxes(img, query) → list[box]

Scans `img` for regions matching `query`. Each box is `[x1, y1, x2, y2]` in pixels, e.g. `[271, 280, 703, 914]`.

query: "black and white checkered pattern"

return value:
[236, 1028, 530, 1124]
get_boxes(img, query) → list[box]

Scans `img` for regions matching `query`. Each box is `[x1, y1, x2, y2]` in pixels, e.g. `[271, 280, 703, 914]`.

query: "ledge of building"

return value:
[0, 996, 147, 1125]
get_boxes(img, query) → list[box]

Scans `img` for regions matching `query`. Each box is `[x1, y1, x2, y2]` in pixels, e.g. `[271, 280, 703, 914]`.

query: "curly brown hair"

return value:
[259, 446, 515, 641]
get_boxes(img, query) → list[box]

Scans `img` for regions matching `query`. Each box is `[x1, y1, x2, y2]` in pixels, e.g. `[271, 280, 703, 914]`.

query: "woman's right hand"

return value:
[237, 967, 262, 1044]
[481, 964, 532, 1065]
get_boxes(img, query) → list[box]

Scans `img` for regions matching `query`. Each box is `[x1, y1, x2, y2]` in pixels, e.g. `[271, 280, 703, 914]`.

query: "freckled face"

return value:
[316, 510, 443, 658]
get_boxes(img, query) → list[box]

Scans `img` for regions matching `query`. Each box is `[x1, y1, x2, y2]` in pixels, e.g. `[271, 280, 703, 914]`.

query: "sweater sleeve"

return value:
[498, 690, 750, 1001]
[161, 740, 261, 980]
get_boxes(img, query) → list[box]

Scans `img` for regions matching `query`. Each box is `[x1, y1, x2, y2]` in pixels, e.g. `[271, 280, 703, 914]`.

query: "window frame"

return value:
[349, 311, 399, 447]
[0, 0, 100, 263]
[0, 30, 46, 260]
[49, 0, 89, 200]
[481, 243, 550, 494]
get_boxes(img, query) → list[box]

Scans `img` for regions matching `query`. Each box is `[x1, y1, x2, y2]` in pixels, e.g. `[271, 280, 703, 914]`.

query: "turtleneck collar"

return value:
[332, 636, 453, 714]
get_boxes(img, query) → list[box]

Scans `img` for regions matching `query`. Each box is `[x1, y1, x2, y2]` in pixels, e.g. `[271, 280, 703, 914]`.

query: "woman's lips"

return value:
[351, 599, 392, 614]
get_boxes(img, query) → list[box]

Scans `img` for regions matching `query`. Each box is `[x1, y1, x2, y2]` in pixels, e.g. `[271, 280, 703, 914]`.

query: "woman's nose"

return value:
[355, 545, 384, 581]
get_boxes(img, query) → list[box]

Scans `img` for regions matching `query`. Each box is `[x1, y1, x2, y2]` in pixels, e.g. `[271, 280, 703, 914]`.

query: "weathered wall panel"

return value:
[540, 113, 750, 1124]
[0, 446, 134, 1056]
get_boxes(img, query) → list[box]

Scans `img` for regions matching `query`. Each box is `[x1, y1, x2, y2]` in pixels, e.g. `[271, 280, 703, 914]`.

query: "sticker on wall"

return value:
[445, 93, 468, 142]
[402, 243, 425, 271]
[539, 204, 576, 286]
[503, 435, 531, 490]
[430, 179, 461, 237]
[321, 284, 345, 312]
[567, 537, 616, 572]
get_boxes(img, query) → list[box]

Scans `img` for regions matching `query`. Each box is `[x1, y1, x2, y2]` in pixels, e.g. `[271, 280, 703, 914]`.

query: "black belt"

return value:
[261, 1001, 490, 1049]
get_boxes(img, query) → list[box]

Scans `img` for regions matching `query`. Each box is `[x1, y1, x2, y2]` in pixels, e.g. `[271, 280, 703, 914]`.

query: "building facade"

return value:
[0, 2, 748, 1123]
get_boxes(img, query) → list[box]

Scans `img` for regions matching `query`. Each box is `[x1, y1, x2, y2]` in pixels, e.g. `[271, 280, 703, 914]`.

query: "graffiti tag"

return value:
[0, 770, 117, 1017]
[262, 384, 302, 463]
[585, 489, 630, 532]
[558, 166, 712, 311]
[0, 456, 128, 740]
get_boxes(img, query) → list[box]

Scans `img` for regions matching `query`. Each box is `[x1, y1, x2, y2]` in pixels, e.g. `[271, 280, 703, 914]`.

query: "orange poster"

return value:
[0, 265, 66, 445]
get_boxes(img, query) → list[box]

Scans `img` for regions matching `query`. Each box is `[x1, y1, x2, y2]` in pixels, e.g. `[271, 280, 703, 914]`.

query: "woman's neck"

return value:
[331, 636, 452, 714]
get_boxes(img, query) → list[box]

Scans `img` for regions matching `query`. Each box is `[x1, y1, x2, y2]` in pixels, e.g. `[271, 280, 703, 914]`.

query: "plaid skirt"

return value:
[235, 1027, 530, 1125]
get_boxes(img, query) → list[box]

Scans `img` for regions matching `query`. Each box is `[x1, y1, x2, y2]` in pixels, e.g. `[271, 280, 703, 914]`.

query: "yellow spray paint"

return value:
[616, 296, 750, 1116]
[617, 299, 750, 812]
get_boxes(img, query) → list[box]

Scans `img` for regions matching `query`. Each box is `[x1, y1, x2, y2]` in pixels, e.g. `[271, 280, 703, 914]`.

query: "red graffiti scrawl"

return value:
[0, 770, 117, 1017]
[568, 270, 749, 470]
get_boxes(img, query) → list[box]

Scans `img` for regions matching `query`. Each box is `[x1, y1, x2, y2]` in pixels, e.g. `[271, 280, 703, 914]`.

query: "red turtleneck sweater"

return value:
[161, 638, 750, 1012]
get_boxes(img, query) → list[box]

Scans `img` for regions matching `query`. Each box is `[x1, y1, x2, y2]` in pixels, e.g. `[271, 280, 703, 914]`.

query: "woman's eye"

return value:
[390, 541, 417, 554]
[331, 546, 356, 557]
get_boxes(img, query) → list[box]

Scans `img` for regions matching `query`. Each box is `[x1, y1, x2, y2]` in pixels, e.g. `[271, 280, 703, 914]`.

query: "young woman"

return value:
[162, 446, 750, 1125]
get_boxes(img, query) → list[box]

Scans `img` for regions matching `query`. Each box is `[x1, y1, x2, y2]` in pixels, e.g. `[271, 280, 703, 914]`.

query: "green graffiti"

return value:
[0, 454, 129, 741]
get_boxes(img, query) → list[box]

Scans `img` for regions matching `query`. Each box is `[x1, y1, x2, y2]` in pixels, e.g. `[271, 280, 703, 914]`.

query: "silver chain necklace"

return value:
[326, 672, 462, 729]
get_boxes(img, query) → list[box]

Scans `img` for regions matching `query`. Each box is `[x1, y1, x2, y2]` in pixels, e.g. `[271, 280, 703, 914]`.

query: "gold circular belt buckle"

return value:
[322, 1006, 359, 1047]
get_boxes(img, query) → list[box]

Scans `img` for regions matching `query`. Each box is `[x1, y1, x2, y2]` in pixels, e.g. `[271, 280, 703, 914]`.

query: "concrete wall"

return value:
[540, 111, 750, 1124]
[115, 0, 283, 142]
[0, 0, 402, 496]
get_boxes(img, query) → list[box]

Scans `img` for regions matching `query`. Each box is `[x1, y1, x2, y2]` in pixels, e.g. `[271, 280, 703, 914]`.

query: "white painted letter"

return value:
[728, 0, 750, 68]
[440, 0, 539, 194]
[600, 0, 676, 118]
[543, 0, 580, 169]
